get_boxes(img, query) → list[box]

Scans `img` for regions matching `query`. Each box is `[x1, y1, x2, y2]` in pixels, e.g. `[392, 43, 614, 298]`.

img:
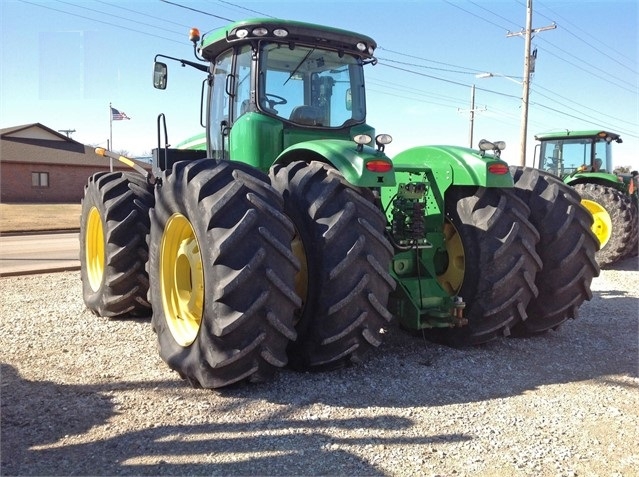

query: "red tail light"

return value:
[366, 160, 392, 173]
[488, 163, 510, 175]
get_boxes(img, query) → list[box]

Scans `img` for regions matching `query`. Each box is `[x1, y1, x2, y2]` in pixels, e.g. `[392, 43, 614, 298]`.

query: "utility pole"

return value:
[58, 129, 76, 138]
[458, 84, 486, 148]
[507, 0, 555, 166]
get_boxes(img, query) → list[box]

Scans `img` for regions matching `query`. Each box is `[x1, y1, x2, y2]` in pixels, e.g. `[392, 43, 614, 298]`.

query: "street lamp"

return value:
[475, 72, 523, 85]
[476, 72, 527, 166]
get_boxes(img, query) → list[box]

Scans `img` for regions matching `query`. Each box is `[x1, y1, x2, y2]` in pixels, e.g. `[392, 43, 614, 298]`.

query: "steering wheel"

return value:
[265, 93, 287, 109]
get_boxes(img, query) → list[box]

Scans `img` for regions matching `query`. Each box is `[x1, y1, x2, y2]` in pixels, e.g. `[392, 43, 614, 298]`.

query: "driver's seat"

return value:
[289, 106, 323, 126]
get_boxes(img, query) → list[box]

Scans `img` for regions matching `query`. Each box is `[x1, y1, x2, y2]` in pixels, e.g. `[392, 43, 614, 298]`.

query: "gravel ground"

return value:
[1, 257, 638, 477]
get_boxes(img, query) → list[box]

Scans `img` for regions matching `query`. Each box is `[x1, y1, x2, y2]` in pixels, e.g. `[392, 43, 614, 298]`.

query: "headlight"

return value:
[354, 134, 372, 145]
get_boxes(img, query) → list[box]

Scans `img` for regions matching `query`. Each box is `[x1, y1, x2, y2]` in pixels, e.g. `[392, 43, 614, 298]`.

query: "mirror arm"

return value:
[154, 54, 208, 73]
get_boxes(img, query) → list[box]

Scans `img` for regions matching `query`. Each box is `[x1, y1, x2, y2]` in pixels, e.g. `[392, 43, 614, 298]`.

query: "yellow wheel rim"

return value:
[160, 213, 204, 347]
[85, 206, 105, 292]
[581, 199, 612, 248]
[437, 220, 465, 295]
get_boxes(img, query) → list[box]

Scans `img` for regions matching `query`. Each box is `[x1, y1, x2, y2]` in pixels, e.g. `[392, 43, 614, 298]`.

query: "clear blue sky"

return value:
[1, 0, 637, 169]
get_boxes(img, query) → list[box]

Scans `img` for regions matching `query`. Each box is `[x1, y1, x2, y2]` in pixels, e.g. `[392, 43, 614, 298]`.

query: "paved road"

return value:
[0, 232, 80, 276]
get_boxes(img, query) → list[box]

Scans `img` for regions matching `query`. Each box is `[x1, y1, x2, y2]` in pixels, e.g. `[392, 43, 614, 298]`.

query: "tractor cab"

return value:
[153, 19, 388, 175]
[534, 130, 621, 177]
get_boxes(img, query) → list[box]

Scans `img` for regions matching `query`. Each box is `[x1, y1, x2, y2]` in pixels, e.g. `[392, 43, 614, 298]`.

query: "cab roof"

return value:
[199, 18, 377, 61]
[535, 130, 622, 142]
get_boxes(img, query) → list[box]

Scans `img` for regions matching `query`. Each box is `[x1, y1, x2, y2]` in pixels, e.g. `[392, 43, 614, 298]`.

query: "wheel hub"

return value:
[437, 220, 465, 295]
[581, 198, 612, 248]
[160, 213, 204, 347]
[85, 206, 105, 292]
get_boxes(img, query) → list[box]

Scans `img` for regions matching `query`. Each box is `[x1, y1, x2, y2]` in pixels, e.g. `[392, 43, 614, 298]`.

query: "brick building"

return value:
[0, 123, 138, 203]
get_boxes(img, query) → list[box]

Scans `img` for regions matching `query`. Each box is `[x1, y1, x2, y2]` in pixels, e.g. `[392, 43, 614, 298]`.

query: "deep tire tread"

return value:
[509, 167, 599, 335]
[429, 186, 542, 345]
[270, 160, 395, 370]
[80, 171, 154, 318]
[573, 182, 634, 267]
[149, 159, 299, 389]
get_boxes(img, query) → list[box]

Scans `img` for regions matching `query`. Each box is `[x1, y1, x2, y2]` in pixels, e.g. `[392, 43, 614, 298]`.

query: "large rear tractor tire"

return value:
[269, 161, 395, 371]
[509, 167, 600, 335]
[430, 186, 542, 346]
[149, 159, 299, 389]
[622, 199, 638, 258]
[573, 183, 635, 267]
[80, 171, 154, 317]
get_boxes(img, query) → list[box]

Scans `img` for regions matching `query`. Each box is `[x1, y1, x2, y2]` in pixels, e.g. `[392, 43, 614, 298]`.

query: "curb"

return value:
[0, 229, 80, 237]
[0, 265, 81, 278]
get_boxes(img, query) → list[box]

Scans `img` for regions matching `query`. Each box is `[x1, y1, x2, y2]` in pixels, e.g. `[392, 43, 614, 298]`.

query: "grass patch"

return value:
[0, 203, 82, 233]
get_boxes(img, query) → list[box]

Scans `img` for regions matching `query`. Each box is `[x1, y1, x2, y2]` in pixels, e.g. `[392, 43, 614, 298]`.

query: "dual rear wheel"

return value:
[80, 171, 154, 318]
[80, 161, 601, 387]
[573, 182, 637, 267]
[148, 159, 300, 388]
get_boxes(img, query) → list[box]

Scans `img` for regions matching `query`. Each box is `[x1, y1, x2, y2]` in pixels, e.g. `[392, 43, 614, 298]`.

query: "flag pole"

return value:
[109, 102, 113, 171]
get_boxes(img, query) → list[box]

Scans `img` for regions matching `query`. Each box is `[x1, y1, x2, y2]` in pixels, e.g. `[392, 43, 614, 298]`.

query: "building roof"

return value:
[1, 123, 114, 167]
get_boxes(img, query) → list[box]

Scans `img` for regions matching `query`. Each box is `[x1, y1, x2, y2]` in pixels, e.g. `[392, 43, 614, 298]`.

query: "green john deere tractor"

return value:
[80, 18, 599, 388]
[534, 129, 638, 266]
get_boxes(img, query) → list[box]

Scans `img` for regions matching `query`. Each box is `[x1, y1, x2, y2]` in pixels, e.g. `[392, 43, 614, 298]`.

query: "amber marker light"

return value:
[189, 28, 201, 43]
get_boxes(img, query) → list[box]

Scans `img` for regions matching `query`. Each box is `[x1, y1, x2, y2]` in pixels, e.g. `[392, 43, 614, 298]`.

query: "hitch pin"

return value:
[452, 296, 468, 326]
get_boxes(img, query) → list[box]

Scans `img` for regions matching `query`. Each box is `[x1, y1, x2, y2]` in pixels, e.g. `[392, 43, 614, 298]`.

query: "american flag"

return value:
[111, 107, 131, 121]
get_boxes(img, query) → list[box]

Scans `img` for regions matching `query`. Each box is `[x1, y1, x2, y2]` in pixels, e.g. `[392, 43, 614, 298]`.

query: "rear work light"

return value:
[366, 160, 392, 173]
[488, 163, 510, 175]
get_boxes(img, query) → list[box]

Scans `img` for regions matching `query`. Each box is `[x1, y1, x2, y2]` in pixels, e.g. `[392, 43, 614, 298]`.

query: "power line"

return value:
[211, 0, 275, 18]
[374, 61, 636, 140]
[19, 0, 185, 45]
[376, 57, 483, 76]
[442, 0, 511, 31]
[531, 89, 636, 138]
[376, 62, 521, 100]
[537, 40, 636, 93]
[376, 47, 477, 73]
[53, 0, 185, 37]
[535, 0, 638, 69]
[533, 84, 638, 129]
[437, 0, 637, 124]
[95, 1, 194, 29]
[159, 0, 234, 22]
[466, 0, 523, 30]
[532, 101, 638, 139]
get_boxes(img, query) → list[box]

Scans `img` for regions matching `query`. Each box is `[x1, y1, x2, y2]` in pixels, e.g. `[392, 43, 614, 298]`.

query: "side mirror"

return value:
[153, 62, 168, 90]
[345, 88, 352, 111]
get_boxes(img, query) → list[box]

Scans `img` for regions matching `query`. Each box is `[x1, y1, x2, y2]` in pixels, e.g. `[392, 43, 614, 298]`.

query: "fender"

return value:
[565, 171, 628, 194]
[275, 139, 396, 187]
[390, 145, 514, 191]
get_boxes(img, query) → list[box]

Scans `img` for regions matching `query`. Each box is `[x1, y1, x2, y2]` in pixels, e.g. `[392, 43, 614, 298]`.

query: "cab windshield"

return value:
[259, 42, 366, 128]
[540, 138, 610, 175]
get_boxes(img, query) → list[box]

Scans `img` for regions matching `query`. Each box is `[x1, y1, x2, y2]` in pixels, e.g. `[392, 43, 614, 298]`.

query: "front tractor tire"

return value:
[574, 182, 635, 267]
[149, 159, 299, 389]
[431, 186, 542, 346]
[270, 161, 395, 371]
[510, 167, 599, 335]
[80, 171, 154, 317]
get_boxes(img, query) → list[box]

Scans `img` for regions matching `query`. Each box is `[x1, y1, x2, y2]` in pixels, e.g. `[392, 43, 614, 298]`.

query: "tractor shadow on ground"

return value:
[602, 255, 639, 271]
[232, 284, 638, 410]
[1, 363, 471, 476]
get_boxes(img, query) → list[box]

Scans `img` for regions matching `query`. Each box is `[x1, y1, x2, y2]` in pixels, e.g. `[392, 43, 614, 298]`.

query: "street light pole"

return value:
[469, 84, 476, 148]
[458, 84, 486, 148]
